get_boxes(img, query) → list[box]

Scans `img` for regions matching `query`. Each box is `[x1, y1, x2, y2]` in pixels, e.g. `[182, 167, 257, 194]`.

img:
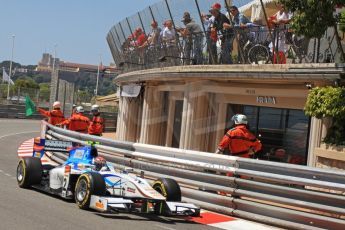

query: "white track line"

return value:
[0, 131, 37, 140]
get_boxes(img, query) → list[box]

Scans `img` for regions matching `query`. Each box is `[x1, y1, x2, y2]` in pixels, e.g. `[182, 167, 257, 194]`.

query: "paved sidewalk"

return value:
[102, 132, 116, 139]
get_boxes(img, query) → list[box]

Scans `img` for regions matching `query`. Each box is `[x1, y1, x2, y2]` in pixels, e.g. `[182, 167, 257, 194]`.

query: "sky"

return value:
[0, 0, 159, 66]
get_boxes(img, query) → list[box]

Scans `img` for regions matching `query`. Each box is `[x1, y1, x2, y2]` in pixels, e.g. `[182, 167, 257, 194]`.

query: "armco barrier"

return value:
[43, 122, 345, 230]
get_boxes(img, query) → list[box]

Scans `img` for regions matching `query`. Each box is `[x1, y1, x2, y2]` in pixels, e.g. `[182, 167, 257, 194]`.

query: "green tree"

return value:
[280, 0, 345, 60]
[304, 87, 345, 145]
[39, 83, 50, 102]
[15, 78, 39, 89]
[340, 11, 345, 33]
[76, 90, 92, 103]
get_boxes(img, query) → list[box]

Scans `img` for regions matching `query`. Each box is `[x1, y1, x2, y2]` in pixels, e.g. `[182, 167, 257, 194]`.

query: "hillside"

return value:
[0, 61, 117, 102]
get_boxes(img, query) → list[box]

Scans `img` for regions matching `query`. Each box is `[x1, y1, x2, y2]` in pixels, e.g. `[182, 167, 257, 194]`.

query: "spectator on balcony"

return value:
[269, 4, 291, 26]
[133, 28, 147, 48]
[162, 20, 176, 47]
[145, 21, 162, 47]
[160, 21, 167, 43]
[224, 5, 252, 63]
[139, 21, 162, 65]
[178, 12, 204, 65]
[209, 2, 233, 64]
[268, 4, 292, 64]
[225, 6, 251, 28]
[162, 20, 179, 65]
[133, 28, 147, 64]
[202, 12, 217, 64]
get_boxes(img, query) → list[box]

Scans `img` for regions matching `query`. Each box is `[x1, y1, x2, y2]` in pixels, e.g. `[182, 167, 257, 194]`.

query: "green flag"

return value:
[25, 96, 36, 116]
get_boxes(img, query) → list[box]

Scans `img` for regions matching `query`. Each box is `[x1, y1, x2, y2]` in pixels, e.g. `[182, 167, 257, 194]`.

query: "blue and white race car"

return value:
[16, 139, 200, 216]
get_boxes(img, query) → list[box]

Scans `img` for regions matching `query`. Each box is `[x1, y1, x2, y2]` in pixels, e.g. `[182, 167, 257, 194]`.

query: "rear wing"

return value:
[44, 140, 74, 152]
[30, 138, 76, 159]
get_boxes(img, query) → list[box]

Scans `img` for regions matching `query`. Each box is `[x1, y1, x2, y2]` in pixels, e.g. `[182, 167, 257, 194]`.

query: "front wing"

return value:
[89, 195, 200, 216]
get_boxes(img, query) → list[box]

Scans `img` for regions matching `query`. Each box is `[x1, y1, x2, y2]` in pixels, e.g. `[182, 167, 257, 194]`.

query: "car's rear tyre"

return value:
[75, 172, 106, 210]
[152, 178, 181, 202]
[17, 157, 43, 188]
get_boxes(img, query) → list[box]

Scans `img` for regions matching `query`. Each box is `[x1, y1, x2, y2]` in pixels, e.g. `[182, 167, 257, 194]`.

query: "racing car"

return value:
[16, 138, 200, 216]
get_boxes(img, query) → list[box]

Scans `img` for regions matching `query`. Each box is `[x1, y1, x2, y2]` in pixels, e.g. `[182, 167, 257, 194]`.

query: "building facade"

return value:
[114, 64, 344, 166]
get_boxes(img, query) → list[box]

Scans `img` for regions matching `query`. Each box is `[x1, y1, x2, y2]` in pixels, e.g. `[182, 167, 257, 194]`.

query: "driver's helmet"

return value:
[94, 156, 106, 171]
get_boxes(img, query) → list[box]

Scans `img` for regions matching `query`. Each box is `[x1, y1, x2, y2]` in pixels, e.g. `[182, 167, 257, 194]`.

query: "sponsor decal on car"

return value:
[34, 152, 41, 158]
[77, 164, 85, 169]
[95, 200, 104, 209]
[127, 187, 136, 193]
[44, 140, 73, 152]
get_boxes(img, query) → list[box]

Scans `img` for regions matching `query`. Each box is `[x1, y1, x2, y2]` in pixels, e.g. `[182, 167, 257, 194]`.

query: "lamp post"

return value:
[51, 44, 59, 103]
[95, 54, 102, 97]
[7, 35, 15, 100]
[52, 44, 57, 76]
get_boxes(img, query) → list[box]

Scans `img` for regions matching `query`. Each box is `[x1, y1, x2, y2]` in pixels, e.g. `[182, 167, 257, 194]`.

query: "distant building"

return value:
[37, 53, 61, 72]
[95, 93, 119, 107]
[36, 53, 117, 73]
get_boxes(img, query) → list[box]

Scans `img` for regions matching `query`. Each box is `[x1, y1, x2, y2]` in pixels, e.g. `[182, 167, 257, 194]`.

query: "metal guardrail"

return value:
[44, 122, 345, 230]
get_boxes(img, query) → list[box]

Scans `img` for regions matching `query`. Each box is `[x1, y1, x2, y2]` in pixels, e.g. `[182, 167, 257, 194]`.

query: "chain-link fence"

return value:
[0, 84, 50, 107]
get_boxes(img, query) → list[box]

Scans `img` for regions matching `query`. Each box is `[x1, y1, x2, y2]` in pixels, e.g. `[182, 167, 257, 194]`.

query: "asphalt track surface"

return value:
[0, 119, 217, 230]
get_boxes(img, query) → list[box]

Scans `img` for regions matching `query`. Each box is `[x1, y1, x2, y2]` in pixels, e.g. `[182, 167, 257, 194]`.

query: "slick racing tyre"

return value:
[17, 157, 43, 188]
[152, 178, 181, 202]
[75, 172, 106, 210]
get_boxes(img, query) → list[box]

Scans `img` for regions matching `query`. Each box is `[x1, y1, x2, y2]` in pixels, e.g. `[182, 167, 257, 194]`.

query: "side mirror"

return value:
[122, 167, 134, 174]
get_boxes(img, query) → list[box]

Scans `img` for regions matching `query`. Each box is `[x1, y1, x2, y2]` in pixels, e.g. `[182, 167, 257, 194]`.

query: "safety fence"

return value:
[107, 0, 344, 73]
[44, 121, 345, 230]
[0, 85, 49, 107]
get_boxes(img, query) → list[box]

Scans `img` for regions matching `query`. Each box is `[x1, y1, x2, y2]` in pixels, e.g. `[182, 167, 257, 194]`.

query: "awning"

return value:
[239, 0, 278, 24]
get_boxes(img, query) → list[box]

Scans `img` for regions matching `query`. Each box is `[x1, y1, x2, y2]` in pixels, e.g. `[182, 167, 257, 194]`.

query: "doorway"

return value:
[172, 100, 183, 148]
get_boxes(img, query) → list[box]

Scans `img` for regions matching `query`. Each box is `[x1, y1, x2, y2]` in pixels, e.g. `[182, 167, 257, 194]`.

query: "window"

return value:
[226, 104, 309, 165]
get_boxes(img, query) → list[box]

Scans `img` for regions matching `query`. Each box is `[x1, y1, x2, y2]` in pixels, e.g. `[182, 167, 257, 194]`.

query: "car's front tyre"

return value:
[75, 172, 106, 209]
[152, 178, 181, 202]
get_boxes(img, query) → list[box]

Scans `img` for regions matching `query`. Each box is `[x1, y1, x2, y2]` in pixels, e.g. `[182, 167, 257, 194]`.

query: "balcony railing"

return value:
[106, 0, 344, 73]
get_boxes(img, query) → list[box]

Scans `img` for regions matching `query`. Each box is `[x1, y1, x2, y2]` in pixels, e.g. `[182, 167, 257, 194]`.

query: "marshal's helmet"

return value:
[231, 114, 248, 125]
[76, 106, 84, 113]
[91, 104, 100, 113]
[53, 101, 61, 109]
